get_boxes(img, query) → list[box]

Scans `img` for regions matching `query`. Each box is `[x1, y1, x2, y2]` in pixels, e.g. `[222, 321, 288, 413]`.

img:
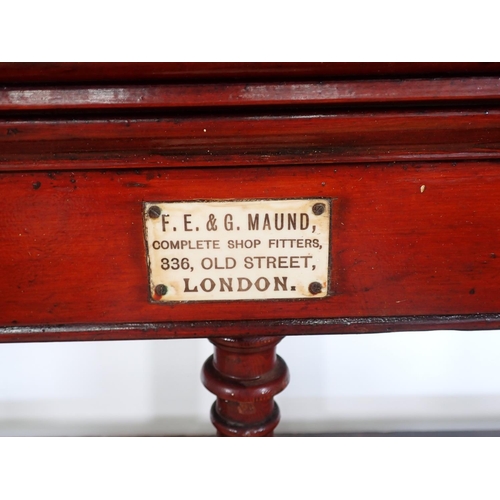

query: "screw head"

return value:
[154, 284, 168, 296]
[148, 205, 162, 219]
[308, 282, 323, 295]
[312, 203, 325, 216]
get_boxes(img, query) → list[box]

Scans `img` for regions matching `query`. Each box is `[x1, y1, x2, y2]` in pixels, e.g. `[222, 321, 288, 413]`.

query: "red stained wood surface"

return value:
[202, 337, 289, 437]
[1, 161, 500, 341]
[2, 63, 500, 344]
[5, 314, 500, 344]
[2, 77, 500, 112]
[2, 109, 500, 171]
[1, 63, 500, 85]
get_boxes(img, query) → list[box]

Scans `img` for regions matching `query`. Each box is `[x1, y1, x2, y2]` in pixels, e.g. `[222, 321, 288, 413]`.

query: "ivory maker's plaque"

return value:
[143, 199, 331, 302]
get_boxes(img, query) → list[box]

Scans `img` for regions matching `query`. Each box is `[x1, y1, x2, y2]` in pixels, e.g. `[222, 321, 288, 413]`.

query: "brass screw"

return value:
[155, 284, 168, 296]
[148, 205, 162, 219]
[312, 203, 325, 215]
[308, 282, 323, 295]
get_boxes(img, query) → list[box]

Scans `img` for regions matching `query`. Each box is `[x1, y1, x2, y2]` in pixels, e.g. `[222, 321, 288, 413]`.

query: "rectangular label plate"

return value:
[143, 198, 331, 302]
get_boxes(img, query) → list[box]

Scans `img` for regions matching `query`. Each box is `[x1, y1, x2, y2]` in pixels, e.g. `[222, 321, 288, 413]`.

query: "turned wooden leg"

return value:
[201, 336, 289, 437]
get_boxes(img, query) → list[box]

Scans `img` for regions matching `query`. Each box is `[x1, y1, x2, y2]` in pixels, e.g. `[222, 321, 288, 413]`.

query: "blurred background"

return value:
[1, 330, 500, 436]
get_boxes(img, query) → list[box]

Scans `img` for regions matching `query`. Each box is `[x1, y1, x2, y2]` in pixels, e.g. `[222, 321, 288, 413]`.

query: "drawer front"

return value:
[2, 161, 500, 340]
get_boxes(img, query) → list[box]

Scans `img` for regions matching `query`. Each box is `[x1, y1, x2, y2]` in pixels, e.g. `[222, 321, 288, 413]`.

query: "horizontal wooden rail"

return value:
[1, 108, 500, 169]
[3, 314, 500, 343]
[1, 78, 500, 111]
[2, 63, 500, 85]
[2, 162, 500, 336]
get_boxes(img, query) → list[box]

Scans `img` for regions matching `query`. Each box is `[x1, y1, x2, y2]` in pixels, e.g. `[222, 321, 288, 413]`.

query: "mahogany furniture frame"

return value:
[2, 63, 500, 436]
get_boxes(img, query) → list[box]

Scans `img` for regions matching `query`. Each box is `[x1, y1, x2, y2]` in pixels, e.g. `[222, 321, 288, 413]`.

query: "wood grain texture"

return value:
[4, 314, 500, 343]
[1, 162, 500, 340]
[202, 337, 289, 437]
[1, 63, 500, 85]
[2, 63, 500, 344]
[2, 77, 500, 112]
[1, 108, 500, 170]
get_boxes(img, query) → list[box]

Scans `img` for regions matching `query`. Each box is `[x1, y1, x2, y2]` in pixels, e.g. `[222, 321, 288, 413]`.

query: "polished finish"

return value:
[202, 337, 289, 437]
[4, 314, 500, 344]
[2, 77, 500, 112]
[2, 63, 500, 436]
[1, 109, 500, 171]
[2, 162, 500, 339]
[1, 63, 500, 84]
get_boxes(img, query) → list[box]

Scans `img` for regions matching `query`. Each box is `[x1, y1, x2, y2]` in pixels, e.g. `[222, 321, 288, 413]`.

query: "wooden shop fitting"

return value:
[2, 63, 500, 436]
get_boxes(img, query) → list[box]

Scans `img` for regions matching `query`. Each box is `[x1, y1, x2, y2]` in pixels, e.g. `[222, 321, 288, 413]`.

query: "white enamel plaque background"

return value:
[143, 198, 331, 302]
